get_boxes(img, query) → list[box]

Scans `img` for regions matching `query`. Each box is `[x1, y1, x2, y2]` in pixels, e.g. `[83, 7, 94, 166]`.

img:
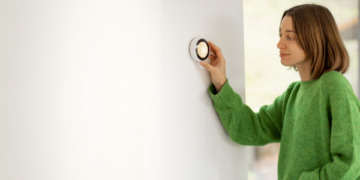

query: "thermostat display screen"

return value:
[197, 42, 208, 58]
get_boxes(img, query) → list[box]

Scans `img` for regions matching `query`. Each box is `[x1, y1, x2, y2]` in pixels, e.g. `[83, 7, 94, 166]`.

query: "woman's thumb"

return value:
[200, 61, 213, 72]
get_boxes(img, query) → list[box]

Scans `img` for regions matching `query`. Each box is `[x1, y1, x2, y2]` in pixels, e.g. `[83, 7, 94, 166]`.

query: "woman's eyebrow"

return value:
[279, 28, 295, 33]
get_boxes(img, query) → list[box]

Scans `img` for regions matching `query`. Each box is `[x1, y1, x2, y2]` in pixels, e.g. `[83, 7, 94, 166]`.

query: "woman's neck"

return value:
[296, 60, 313, 82]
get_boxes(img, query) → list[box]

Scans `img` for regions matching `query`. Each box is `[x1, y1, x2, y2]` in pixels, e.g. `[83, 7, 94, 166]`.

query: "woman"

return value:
[200, 4, 360, 180]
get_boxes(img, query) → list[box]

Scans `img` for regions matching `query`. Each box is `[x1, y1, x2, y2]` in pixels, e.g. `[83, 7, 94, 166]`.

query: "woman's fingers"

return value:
[208, 41, 223, 59]
[200, 61, 214, 73]
[200, 41, 227, 91]
[208, 41, 217, 54]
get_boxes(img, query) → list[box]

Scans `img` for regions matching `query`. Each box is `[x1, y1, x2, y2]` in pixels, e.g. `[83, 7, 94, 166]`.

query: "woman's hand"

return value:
[200, 41, 227, 93]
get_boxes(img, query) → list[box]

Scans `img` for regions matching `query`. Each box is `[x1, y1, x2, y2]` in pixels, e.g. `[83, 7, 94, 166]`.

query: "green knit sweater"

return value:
[208, 70, 360, 180]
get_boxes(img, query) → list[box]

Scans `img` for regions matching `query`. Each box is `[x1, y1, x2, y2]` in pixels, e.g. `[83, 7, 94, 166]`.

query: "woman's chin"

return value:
[281, 59, 294, 67]
[280, 61, 289, 66]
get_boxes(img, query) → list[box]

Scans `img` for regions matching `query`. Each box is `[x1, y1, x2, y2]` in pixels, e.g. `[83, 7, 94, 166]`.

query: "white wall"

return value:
[0, 0, 247, 180]
[160, 0, 248, 179]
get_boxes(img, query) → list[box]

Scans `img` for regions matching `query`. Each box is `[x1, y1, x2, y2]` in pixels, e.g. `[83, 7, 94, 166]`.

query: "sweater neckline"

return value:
[300, 79, 316, 86]
[299, 71, 337, 86]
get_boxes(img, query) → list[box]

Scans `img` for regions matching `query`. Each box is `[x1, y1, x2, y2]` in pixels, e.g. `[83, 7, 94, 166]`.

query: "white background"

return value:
[0, 0, 248, 179]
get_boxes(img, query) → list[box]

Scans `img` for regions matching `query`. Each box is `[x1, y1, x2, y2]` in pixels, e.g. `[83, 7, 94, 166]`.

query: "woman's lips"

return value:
[280, 53, 289, 57]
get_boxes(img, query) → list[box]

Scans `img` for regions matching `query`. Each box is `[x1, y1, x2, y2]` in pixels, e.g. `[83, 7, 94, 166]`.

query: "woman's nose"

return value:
[277, 39, 285, 49]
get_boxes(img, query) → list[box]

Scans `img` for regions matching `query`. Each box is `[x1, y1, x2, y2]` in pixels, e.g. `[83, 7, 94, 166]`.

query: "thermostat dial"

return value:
[189, 37, 210, 62]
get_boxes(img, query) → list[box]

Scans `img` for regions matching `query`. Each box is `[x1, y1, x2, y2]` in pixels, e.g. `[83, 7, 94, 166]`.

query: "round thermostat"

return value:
[189, 37, 210, 62]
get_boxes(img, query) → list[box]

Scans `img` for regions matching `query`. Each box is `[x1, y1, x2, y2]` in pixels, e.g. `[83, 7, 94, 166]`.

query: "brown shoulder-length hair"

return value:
[281, 4, 349, 80]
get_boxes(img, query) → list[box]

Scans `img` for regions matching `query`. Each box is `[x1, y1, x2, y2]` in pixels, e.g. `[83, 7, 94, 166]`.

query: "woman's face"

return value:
[277, 15, 307, 67]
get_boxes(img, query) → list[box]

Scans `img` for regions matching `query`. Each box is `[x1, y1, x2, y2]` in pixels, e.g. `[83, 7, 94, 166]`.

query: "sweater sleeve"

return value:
[299, 79, 360, 180]
[208, 78, 294, 146]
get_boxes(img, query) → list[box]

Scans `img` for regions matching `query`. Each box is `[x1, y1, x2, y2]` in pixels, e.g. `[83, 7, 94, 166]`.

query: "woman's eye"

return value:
[279, 34, 292, 40]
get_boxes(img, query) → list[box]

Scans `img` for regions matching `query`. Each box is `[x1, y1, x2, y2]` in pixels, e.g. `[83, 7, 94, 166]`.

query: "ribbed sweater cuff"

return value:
[207, 78, 240, 107]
